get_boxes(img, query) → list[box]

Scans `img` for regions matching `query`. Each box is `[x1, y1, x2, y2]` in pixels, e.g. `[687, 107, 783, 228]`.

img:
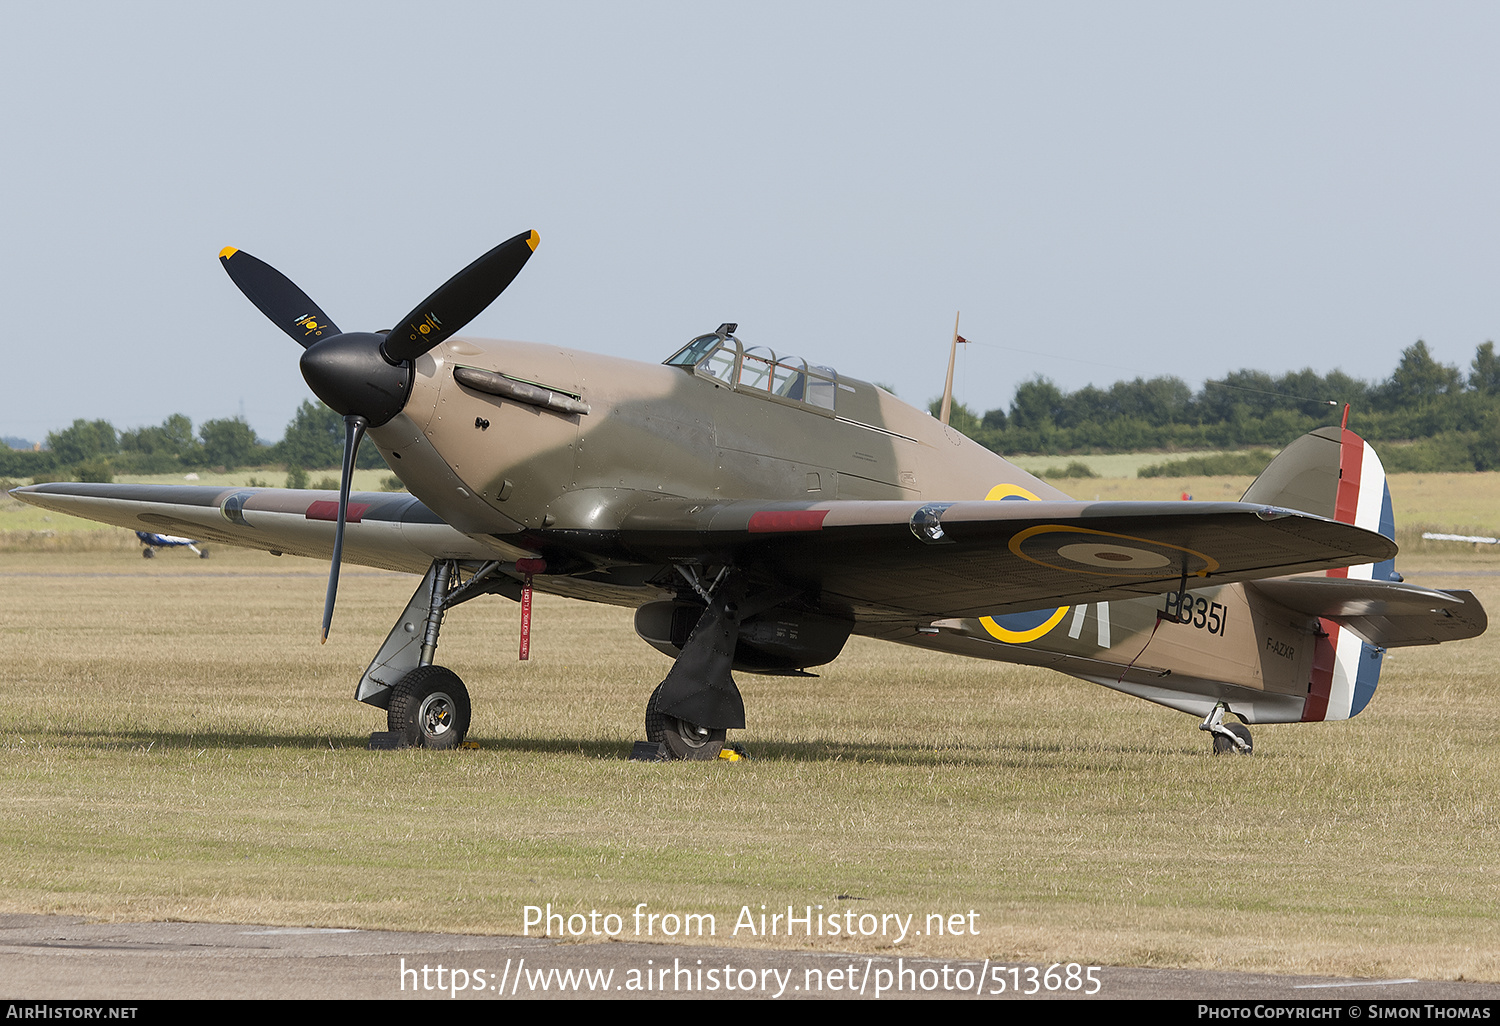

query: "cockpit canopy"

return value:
[664, 329, 839, 413]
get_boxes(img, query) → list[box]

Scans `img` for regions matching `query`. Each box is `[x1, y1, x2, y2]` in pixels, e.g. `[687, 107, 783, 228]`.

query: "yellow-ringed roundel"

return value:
[1009, 525, 1218, 579]
[979, 483, 1072, 643]
[984, 484, 1041, 502]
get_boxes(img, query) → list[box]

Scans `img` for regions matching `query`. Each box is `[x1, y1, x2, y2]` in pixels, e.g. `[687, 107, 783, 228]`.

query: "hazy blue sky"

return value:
[4, 2, 1499, 443]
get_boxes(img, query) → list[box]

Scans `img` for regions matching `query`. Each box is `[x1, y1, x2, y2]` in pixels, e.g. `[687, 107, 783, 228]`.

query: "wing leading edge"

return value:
[11, 482, 512, 574]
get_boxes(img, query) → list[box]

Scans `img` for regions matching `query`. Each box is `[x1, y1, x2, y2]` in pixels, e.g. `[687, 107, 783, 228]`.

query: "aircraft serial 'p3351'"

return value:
[13, 231, 1487, 758]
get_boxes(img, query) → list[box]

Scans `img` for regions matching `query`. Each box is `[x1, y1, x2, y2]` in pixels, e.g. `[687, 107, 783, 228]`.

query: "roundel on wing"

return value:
[1055, 541, 1171, 570]
[1010, 525, 1215, 579]
[979, 483, 1070, 643]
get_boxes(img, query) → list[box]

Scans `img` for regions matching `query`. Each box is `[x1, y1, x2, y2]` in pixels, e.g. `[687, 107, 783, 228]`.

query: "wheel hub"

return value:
[418, 691, 454, 738]
[670, 717, 714, 749]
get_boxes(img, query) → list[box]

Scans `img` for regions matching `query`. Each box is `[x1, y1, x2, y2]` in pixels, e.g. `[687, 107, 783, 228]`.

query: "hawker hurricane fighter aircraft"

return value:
[13, 232, 1487, 757]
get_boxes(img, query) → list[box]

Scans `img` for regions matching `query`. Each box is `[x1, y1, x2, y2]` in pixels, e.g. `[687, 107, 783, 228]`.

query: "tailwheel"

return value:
[645, 682, 725, 761]
[1200, 702, 1252, 755]
[1212, 722, 1253, 755]
[388, 665, 471, 750]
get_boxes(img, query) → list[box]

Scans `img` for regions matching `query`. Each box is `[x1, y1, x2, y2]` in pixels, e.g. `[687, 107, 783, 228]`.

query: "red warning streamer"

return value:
[519, 580, 533, 660]
[515, 558, 547, 660]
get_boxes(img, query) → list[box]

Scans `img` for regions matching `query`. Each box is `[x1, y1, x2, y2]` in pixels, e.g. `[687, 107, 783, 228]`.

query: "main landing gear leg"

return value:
[1199, 701, 1253, 755]
[357, 559, 519, 749]
[644, 570, 748, 761]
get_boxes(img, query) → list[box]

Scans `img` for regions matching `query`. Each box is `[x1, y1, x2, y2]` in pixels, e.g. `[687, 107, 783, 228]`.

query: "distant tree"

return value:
[74, 457, 114, 483]
[47, 419, 118, 465]
[980, 406, 1007, 430]
[1009, 377, 1065, 430]
[1374, 340, 1462, 410]
[278, 400, 344, 469]
[1318, 370, 1372, 410]
[277, 399, 391, 470]
[1196, 368, 1366, 423]
[927, 398, 981, 435]
[121, 413, 199, 460]
[1471, 341, 1500, 395]
[1110, 376, 1191, 426]
[1471, 408, 1500, 471]
[1199, 370, 1277, 421]
[198, 417, 260, 469]
[1057, 384, 1111, 428]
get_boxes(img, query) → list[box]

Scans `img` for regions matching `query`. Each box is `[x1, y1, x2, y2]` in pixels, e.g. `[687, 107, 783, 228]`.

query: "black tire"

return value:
[645, 682, 725, 761]
[1212, 722, 1253, 755]
[387, 665, 471, 750]
[199, 548, 209, 559]
[142, 548, 154, 559]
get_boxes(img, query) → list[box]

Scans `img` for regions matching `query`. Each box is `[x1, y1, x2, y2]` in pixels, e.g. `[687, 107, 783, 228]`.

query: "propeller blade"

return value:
[217, 234, 540, 639]
[220, 247, 342, 348]
[320, 414, 368, 643]
[382, 230, 539, 362]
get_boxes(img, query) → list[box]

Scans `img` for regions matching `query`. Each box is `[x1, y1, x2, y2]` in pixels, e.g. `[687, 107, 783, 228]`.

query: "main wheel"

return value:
[1212, 722, 1253, 755]
[645, 683, 725, 761]
[388, 665, 471, 750]
[141, 548, 154, 559]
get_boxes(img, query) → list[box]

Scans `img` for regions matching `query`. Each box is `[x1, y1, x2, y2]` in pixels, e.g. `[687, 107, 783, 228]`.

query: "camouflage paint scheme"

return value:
[16, 323, 1485, 744]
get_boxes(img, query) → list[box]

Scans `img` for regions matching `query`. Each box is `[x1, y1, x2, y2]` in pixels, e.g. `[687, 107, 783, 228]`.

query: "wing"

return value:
[606, 496, 1399, 624]
[11, 482, 512, 574]
[13, 484, 1399, 627]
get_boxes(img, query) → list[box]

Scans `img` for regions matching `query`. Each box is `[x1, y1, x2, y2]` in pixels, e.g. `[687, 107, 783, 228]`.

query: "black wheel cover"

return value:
[645, 682, 725, 761]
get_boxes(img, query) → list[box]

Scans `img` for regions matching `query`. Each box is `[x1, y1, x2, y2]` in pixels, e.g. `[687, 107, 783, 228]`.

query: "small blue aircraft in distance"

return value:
[135, 530, 209, 559]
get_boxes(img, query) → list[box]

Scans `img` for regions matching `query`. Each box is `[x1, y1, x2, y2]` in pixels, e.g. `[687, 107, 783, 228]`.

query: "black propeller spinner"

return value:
[219, 230, 540, 641]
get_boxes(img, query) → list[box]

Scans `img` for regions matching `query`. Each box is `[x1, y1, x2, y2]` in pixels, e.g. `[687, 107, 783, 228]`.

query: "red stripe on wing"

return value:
[306, 500, 369, 523]
[747, 510, 830, 533]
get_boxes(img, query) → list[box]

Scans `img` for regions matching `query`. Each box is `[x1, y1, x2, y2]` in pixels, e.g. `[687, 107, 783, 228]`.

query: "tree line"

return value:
[933, 340, 1500, 472]
[0, 401, 388, 481]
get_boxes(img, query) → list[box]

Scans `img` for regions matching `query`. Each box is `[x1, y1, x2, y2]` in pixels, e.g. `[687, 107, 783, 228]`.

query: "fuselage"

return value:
[366, 333, 1068, 543]
[350, 333, 1317, 721]
[355, 331, 1432, 728]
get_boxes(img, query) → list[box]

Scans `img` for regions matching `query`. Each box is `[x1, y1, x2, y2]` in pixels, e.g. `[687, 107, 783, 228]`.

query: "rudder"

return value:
[1242, 424, 1395, 719]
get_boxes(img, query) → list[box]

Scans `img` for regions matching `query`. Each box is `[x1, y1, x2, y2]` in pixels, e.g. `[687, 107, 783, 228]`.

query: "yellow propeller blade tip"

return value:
[525, 231, 539, 251]
[219, 246, 239, 259]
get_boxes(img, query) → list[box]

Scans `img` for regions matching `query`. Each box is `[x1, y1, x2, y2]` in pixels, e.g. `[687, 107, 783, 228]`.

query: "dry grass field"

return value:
[2, 472, 1499, 982]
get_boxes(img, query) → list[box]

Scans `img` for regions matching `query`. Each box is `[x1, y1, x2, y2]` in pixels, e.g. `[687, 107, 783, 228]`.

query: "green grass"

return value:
[3, 546, 1499, 980]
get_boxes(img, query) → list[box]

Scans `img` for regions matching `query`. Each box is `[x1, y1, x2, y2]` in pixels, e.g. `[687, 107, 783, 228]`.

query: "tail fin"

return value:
[1243, 426, 1394, 719]
[1241, 425, 1397, 577]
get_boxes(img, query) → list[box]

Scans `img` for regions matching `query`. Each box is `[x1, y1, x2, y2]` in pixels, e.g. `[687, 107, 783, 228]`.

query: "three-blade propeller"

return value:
[220, 230, 539, 641]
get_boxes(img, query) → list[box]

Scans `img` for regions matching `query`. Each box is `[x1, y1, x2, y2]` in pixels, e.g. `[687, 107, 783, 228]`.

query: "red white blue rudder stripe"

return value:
[1303, 429, 1394, 722]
